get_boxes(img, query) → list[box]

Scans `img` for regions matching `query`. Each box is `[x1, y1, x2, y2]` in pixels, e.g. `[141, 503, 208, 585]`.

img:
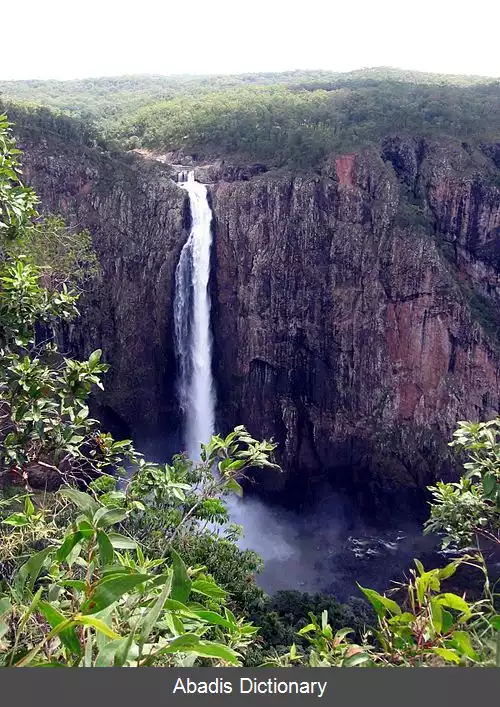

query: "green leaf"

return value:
[414, 559, 425, 575]
[151, 634, 239, 664]
[343, 652, 371, 667]
[193, 610, 231, 629]
[357, 585, 401, 617]
[3, 513, 29, 527]
[93, 507, 128, 529]
[140, 632, 200, 665]
[171, 549, 192, 603]
[160, 633, 200, 650]
[15, 546, 53, 594]
[225, 477, 243, 497]
[163, 598, 202, 618]
[38, 601, 81, 657]
[75, 614, 121, 640]
[442, 609, 454, 634]
[430, 598, 443, 634]
[96, 638, 139, 667]
[488, 615, 500, 630]
[437, 561, 460, 581]
[482, 473, 496, 499]
[335, 627, 354, 642]
[450, 631, 479, 660]
[138, 571, 172, 647]
[163, 612, 186, 636]
[298, 623, 316, 635]
[388, 612, 414, 626]
[24, 496, 35, 517]
[114, 625, 139, 667]
[60, 579, 87, 592]
[191, 579, 226, 600]
[107, 533, 137, 550]
[26, 660, 69, 668]
[56, 531, 84, 563]
[0, 597, 12, 615]
[88, 349, 102, 368]
[415, 574, 430, 606]
[0, 598, 12, 640]
[81, 574, 151, 615]
[97, 530, 115, 566]
[432, 647, 461, 664]
[184, 640, 239, 664]
[59, 488, 99, 520]
[76, 519, 94, 538]
[436, 593, 470, 614]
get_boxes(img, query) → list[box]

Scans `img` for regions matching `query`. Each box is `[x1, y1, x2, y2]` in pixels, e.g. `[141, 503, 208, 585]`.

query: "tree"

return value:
[425, 419, 500, 549]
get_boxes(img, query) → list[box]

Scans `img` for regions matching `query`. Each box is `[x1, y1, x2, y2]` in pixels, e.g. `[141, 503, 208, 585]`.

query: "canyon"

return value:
[16, 124, 500, 519]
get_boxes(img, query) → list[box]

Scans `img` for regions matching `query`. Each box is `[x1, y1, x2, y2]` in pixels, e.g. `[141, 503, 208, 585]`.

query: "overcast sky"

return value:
[4, 0, 499, 80]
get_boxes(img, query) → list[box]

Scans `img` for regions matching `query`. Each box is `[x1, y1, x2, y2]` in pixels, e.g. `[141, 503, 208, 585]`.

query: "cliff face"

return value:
[16, 127, 500, 516]
[210, 139, 500, 513]
[17, 130, 189, 448]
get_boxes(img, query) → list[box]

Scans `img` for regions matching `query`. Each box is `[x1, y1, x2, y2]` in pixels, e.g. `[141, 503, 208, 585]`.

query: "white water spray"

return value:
[173, 171, 296, 575]
[174, 172, 215, 461]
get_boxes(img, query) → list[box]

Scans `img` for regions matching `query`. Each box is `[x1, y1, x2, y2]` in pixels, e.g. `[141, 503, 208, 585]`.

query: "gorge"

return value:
[5, 93, 500, 595]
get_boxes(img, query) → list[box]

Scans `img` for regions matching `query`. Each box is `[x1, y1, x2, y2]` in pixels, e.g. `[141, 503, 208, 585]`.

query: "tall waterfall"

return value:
[174, 172, 215, 461]
[173, 173, 296, 580]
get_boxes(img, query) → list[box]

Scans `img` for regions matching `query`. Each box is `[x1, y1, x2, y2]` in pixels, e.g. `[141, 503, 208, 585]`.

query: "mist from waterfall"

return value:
[174, 172, 215, 461]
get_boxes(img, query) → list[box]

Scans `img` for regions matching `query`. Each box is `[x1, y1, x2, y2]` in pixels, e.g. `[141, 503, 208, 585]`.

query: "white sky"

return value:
[4, 0, 500, 80]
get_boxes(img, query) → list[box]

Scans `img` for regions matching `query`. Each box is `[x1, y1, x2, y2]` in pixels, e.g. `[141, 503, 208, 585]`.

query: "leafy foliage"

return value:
[5, 215, 98, 291]
[108, 80, 500, 169]
[0, 114, 38, 243]
[425, 419, 500, 548]
[3, 70, 500, 169]
[0, 488, 258, 666]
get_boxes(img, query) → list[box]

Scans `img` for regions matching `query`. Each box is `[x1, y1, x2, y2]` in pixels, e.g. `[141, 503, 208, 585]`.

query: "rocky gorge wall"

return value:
[209, 139, 500, 514]
[17, 128, 189, 449]
[15, 126, 500, 517]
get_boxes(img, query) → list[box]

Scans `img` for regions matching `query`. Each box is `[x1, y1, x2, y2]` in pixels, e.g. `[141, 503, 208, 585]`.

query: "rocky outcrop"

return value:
[210, 139, 500, 515]
[17, 129, 190, 451]
[14, 126, 500, 518]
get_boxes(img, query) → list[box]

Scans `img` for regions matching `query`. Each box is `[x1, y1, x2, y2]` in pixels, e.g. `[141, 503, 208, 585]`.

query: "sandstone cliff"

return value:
[17, 128, 189, 450]
[209, 138, 500, 514]
[15, 126, 500, 517]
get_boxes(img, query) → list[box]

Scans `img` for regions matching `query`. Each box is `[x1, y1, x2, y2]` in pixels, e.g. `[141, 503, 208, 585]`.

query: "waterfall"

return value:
[172, 172, 296, 574]
[173, 172, 215, 461]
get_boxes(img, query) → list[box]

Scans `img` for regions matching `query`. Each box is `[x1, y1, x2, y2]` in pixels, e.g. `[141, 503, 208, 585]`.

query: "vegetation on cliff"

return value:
[114, 81, 500, 168]
[2, 68, 500, 169]
[1, 112, 500, 667]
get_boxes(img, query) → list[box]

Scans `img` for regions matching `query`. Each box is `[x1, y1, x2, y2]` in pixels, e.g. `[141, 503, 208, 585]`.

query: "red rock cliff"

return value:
[210, 138, 500, 512]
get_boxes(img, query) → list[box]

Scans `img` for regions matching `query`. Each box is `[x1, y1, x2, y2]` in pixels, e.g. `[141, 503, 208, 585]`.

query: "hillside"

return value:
[1, 68, 500, 170]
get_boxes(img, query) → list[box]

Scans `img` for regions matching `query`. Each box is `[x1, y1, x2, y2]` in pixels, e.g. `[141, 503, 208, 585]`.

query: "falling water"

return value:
[173, 172, 215, 461]
[172, 172, 296, 575]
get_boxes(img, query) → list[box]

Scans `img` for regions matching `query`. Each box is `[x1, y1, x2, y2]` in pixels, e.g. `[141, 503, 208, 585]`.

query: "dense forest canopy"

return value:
[1, 67, 500, 169]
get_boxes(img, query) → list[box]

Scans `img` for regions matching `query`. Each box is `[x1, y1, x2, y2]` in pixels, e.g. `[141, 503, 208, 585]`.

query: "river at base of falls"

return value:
[232, 493, 499, 602]
[233, 496, 431, 600]
[138, 431, 499, 601]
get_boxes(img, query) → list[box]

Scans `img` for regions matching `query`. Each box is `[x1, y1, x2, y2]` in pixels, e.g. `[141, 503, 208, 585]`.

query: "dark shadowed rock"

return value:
[210, 141, 500, 515]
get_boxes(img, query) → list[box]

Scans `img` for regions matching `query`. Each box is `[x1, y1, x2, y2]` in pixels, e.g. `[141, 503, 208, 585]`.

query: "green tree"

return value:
[425, 419, 500, 549]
